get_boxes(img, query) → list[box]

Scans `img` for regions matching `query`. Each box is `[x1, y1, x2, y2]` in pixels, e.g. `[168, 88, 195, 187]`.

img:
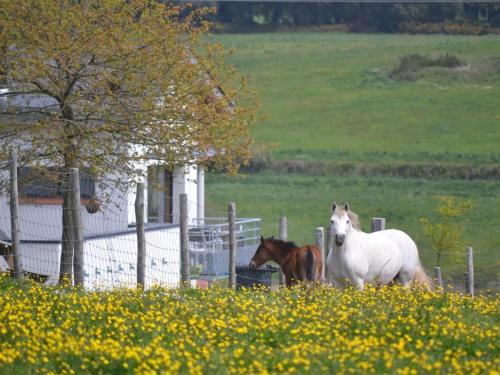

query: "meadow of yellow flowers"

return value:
[0, 274, 498, 374]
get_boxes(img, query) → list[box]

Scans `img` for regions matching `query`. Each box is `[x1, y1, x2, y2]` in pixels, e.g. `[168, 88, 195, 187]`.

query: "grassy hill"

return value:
[214, 33, 500, 161]
[205, 32, 500, 286]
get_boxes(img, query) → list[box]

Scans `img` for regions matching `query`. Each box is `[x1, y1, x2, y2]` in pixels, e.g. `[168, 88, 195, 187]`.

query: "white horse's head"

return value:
[330, 202, 352, 246]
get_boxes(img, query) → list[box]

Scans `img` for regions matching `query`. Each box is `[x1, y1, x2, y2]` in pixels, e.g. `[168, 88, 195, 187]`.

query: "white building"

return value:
[0, 91, 206, 288]
[0, 163, 205, 288]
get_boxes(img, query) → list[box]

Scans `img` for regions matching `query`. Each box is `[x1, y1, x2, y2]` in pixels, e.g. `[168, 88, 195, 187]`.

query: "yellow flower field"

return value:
[0, 275, 498, 374]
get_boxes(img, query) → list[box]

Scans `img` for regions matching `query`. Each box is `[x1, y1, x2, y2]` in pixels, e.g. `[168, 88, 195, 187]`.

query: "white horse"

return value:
[326, 202, 432, 291]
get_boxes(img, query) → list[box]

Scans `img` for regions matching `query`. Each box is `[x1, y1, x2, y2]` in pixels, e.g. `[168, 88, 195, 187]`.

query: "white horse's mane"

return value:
[336, 208, 361, 230]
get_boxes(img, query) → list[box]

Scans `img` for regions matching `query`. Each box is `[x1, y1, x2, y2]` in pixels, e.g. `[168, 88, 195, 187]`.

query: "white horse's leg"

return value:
[396, 273, 413, 288]
[328, 276, 345, 290]
[354, 278, 364, 291]
[326, 268, 334, 284]
[324, 267, 346, 289]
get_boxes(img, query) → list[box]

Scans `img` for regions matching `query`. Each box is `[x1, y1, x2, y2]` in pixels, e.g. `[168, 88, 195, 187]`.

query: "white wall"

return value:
[0, 162, 194, 289]
[0, 170, 129, 242]
[0, 162, 201, 241]
[126, 164, 200, 226]
[10, 225, 180, 289]
[18, 242, 61, 285]
[0, 170, 13, 241]
[197, 166, 205, 220]
[171, 165, 198, 225]
[84, 225, 180, 289]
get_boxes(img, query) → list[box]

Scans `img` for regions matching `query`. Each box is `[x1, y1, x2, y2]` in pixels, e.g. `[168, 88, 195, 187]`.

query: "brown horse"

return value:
[249, 236, 323, 287]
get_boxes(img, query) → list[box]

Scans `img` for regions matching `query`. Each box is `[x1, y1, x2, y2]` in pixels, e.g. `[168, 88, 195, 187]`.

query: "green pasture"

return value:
[206, 173, 500, 253]
[206, 33, 500, 286]
[206, 173, 499, 285]
[213, 32, 500, 162]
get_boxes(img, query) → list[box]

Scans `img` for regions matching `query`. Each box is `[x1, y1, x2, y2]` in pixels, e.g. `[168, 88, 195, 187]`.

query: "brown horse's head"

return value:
[249, 236, 273, 269]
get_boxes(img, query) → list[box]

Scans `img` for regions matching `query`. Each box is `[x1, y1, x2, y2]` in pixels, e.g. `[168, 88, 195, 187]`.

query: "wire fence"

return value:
[0, 153, 272, 290]
[415, 247, 500, 293]
[0, 160, 186, 289]
[0, 152, 498, 293]
[188, 217, 263, 288]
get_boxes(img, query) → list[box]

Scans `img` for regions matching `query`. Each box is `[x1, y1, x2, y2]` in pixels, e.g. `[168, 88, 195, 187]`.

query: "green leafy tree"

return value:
[420, 196, 473, 267]
[0, 0, 258, 282]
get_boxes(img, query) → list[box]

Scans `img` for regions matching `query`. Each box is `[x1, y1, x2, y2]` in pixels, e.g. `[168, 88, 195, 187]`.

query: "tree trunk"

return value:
[59, 176, 74, 284]
[58, 103, 78, 284]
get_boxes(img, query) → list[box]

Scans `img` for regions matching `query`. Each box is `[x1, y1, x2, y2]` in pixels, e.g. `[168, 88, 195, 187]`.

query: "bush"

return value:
[420, 196, 473, 267]
[390, 53, 464, 81]
[241, 145, 275, 172]
[400, 21, 500, 35]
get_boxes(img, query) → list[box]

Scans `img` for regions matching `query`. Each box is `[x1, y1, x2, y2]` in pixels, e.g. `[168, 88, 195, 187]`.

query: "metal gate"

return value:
[189, 218, 261, 284]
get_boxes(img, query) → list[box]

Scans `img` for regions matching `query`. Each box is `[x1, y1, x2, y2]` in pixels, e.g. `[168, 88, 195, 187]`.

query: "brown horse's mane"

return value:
[266, 238, 298, 252]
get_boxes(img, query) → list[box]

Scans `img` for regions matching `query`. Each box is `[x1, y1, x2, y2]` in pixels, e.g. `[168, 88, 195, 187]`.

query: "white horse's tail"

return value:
[412, 262, 433, 290]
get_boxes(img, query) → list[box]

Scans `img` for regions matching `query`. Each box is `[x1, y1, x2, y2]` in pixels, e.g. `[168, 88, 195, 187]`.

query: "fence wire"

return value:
[1, 160, 497, 292]
[188, 217, 267, 288]
[0, 162, 275, 290]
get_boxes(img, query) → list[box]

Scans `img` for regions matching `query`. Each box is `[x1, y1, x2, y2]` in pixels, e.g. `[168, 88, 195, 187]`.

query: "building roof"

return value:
[0, 88, 59, 123]
[0, 88, 59, 110]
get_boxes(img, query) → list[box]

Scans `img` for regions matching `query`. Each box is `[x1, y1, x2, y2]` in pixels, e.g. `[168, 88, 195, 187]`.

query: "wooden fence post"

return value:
[371, 217, 385, 232]
[135, 183, 145, 288]
[434, 266, 443, 290]
[315, 227, 325, 280]
[466, 246, 474, 296]
[278, 216, 287, 286]
[60, 183, 74, 284]
[179, 194, 190, 286]
[228, 203, 236, 289]
[326, 223, 334, 260]
[326, 223, 334, 280]
[70, 168, 84, 287]
[9, 149, 22, 279]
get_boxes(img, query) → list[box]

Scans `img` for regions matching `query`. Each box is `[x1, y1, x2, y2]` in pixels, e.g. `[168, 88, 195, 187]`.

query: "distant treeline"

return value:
[194, 2, 500, 33]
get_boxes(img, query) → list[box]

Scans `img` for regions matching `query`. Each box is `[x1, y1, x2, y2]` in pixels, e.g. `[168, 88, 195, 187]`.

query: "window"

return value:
[147, 166, 173, 223]
[18, 167, 95, 204]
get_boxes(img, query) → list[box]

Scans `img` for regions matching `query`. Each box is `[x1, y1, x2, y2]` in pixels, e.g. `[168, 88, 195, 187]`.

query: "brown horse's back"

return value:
[298, 246, 323, 282]
[282, 245, 322, 286]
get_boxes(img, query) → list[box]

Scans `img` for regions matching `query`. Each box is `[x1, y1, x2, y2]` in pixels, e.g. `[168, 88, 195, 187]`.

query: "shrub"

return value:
[400, 21, 500, 35]
[420, 196, 473, 267]
[390, 53, 464, 81]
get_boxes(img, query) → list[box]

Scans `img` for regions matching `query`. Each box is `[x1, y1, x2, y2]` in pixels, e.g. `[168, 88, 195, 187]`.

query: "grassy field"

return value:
[212, 33, 500, 161]
[205, 32, 500, 284]
[0, 276, 498, 374]
[2, 32, 500, 375]
[206, 173, 499, 284]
